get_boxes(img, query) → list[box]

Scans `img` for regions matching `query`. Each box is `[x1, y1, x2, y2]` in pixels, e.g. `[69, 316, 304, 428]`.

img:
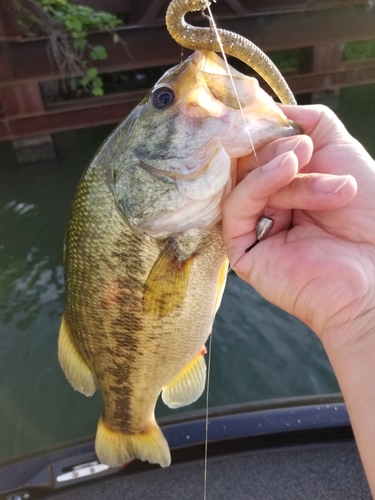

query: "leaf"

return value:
[90, 45, 107, 61]
[86, 67, 98, 80]
[92, 76, 104, 96]
[92, 87, 104, 96]
[80, 67, 98, 86]
[65, 16, 82, 31]
[79, 75, 89, 87]
[73, 39, 87, 51]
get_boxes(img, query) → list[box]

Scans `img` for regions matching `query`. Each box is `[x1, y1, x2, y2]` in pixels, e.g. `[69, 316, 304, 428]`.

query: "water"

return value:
[0, 84, 374, 464]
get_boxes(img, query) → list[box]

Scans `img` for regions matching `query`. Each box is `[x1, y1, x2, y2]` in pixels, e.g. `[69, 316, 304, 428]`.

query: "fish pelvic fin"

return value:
[95, 416, 171, 468]
[58, 313, 98, 396]
[143, 242, 193, 317]
[162, 347, 207, 409]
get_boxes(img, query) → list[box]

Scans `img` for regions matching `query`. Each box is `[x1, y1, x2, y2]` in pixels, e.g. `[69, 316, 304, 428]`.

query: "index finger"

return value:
[279, 104, 349, 144]
[237, 134, 312, 182]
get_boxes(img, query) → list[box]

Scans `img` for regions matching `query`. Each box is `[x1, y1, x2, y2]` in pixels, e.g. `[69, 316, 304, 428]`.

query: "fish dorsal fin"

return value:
[58, 313, 98, 396]
[162, 347, 207, 409]
[143, 241, 193, 317]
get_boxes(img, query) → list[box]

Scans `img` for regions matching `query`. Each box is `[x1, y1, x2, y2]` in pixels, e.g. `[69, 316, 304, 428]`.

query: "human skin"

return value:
[222, 105, 375, 495]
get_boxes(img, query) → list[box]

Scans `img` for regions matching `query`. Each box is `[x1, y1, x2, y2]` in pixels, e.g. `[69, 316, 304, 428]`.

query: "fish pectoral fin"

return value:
[162, 347, 207, 409]
[95, 416, 171, 468]
[143, 242, 193, 317]
[58, 313, 98, 396]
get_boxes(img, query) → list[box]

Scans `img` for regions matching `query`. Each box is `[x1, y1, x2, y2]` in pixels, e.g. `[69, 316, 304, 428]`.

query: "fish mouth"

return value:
[139, 156, 211, 182]
[191, 50, 297, 129]
[139, 137, 227, 182]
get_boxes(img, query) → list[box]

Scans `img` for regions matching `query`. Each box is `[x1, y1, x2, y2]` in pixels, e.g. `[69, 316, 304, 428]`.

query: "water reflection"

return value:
[0, 247, 64, 329]
[0, 127, 113, 463]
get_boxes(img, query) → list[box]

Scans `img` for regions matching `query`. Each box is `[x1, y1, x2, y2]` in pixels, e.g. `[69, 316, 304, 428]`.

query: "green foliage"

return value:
[34, 0, 122, 96]
[90, 45, 107, 60]
[343, 40, 375, 61]
[79, 66, 104, 96]
[35, 0, 121, 31]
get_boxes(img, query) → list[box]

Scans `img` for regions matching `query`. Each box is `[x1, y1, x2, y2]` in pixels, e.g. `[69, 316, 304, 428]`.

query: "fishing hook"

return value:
[201, 7, 213, 31]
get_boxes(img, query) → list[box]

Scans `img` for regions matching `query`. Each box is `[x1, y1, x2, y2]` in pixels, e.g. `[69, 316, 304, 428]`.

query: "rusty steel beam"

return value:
[78, 0, 131, 16]
[1, 5, 375, 86]
[288, 59, 375, 94]
[221, 0, 248, 16]
[0, 91, 147, 141]
[138, 0, 167, 25]
[0, 0, 22, 41]
[45, 89, 147, 112]
[74, 0, 372, 26]
[0, 103, 129, 140]
[70, 0, 371, 18]
[229, 0, 369, 17]
[0, 83, 45, 116]
[1, 60, 375, 142]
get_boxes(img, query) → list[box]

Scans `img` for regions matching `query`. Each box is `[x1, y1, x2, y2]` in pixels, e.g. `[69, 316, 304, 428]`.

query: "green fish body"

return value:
[58, 51, 300, 467]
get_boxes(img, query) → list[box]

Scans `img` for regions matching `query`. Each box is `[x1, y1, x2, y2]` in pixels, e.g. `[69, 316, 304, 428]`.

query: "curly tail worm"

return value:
[166, 0, 296, 105]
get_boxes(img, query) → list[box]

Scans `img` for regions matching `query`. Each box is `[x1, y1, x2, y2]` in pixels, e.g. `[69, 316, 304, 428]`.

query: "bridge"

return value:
[1, 0, 375, 160]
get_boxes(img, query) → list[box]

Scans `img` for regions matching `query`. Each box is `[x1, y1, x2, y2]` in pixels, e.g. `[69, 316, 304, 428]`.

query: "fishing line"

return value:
[202, 2, 272, 251]
[203, 0, 260, 168]
[201, 3, 261, 497]
[201, 227, 274, 491]
[201, 2, 274, 258]
[203, 326, 214, 500]
[201, 5, 275, 497]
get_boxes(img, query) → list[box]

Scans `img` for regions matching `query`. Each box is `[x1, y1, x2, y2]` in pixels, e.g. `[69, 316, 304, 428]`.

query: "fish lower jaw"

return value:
[136, 156, 235, 239]
[139, 189, 227, 239]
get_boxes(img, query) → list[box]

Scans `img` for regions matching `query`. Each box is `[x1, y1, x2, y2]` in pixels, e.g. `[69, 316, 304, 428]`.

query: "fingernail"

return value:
[314, 176, 349, 194]
[276, 135, 304, 155]
[263, 151, 295, 171]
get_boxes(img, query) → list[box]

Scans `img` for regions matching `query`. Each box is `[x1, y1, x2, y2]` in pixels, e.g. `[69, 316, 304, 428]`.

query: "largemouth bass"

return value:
[58, 50, 300, 468]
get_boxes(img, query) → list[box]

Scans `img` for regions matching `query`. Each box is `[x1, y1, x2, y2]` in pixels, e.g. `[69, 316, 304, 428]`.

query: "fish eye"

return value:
[152, 86, 175, 109]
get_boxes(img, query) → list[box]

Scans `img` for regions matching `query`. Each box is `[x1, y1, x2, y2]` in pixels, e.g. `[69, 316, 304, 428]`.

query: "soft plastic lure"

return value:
[166, 0, 296, 105]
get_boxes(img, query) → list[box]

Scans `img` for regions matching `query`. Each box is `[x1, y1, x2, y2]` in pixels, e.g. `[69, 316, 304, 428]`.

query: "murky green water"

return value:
[0, 84, 374, 464]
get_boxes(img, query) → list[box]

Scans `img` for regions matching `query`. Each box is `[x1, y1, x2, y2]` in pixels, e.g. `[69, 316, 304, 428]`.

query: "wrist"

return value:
[320, 313, 375, 497]
[320, 305, 375, 355]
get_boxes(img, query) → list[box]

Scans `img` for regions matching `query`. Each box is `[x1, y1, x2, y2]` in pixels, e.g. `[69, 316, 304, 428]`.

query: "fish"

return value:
[58, 49, 300, 468]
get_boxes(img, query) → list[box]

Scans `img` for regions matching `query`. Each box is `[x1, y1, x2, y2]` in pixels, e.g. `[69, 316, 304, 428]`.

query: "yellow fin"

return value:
[58, 313, 97, 396]
[214, 258, 229, 315]
[162, 348, 207, 409]
[143, 242, 193, 317]
[95, 416, 171, 467]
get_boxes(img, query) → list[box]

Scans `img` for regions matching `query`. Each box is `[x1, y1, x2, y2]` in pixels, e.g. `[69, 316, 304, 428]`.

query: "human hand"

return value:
[222, 104, 375, 346]
[223, 104, 375, 495]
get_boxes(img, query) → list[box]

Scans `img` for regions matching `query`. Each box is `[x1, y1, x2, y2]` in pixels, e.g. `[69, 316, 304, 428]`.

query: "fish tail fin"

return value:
[95, 416, 171, 468]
